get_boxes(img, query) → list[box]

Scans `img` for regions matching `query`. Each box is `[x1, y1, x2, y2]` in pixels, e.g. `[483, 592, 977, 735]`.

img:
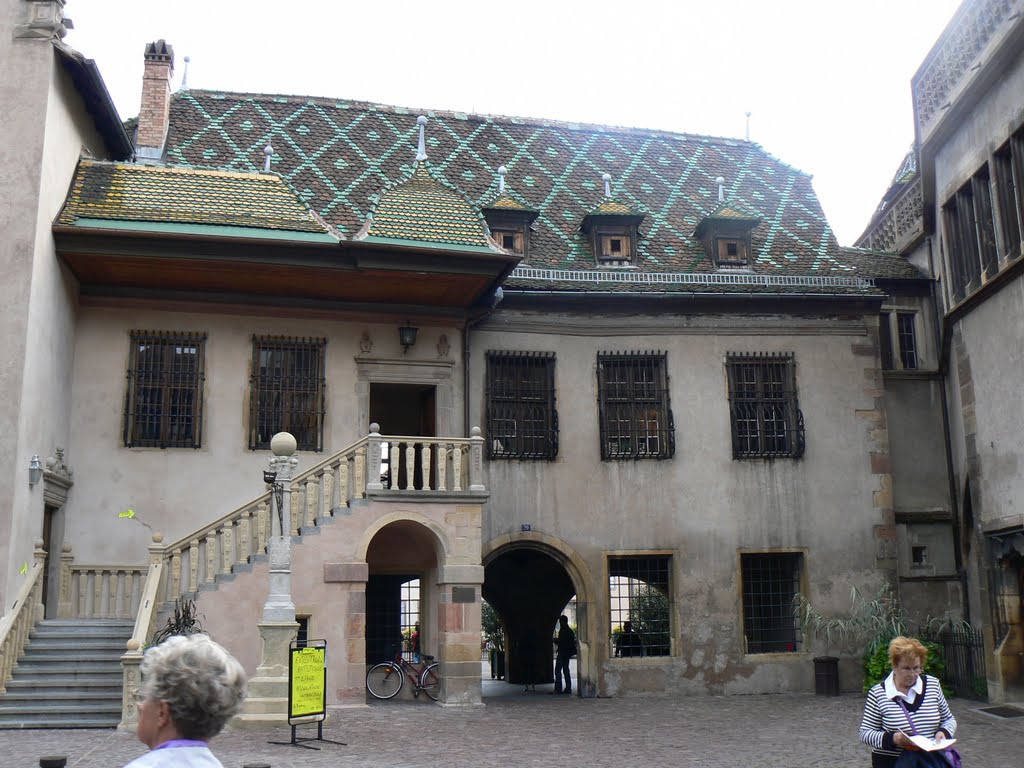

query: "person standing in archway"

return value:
[552, 615, 575, 695]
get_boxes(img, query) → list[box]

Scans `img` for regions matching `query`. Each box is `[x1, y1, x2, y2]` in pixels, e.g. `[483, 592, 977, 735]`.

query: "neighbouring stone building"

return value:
[9, 0, 1021, 724]
[857, 0, 1024, 703]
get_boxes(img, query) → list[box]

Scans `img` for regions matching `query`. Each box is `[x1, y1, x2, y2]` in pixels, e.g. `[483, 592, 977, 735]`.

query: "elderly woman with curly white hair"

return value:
[124, 634, 247, 768]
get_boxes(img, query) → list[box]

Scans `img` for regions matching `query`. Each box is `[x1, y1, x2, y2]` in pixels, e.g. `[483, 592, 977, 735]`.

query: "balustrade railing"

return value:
[0, 541, 46, 693]
[56, 545, 146, 620]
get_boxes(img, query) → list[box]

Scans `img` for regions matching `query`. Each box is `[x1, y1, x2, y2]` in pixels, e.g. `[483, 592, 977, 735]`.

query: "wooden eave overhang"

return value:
[53, 222, 521, 312]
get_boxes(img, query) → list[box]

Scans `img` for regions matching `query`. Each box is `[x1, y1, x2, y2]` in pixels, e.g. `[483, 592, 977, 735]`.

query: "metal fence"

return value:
[925, 628, 988, 700]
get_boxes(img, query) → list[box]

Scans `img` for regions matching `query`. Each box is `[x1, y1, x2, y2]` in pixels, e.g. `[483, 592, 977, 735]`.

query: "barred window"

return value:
[123, 331, 205, 448]
[597, 352, 674, 460]
[609, 555, 671, 657]
[249, 336, 326, 451]
[725, 353, 804, 459]
[741, 552, 803, 654]
[486, 351, 558, 460]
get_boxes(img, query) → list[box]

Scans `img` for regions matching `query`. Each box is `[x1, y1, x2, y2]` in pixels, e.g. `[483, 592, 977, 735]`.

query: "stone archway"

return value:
[483, 533, 595, 696]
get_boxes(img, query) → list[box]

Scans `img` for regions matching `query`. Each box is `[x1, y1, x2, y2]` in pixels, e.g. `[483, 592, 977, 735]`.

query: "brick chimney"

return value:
[136, 40, 174, 159]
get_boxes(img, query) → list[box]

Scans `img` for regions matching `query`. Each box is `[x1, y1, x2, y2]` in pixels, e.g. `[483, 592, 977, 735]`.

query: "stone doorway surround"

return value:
[356, 358, 456, 437]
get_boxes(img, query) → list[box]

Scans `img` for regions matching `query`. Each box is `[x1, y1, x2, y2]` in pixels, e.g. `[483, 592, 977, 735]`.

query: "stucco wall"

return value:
[470, 308, 889, 693]
[886, 378, 950, 512]
[0, 10, 107, 609]
[64, 308, 465, 563]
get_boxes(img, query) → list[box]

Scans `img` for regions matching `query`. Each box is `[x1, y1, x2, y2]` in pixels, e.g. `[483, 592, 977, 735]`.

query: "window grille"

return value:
[725, 353, 804, 459]
[741, 552, 803, 654]
[596, 352, 674, 460]
[249, 336, 326, 451]
[486, 351, 558, 460]
[606, 557, 671, 659]
[896, 313, 918, 370]
[123, 330, 205, 448]
[609, 555, 671, 657]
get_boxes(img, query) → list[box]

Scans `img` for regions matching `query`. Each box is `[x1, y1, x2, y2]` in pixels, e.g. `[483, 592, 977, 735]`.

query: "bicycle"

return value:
[366, 645, 440, 701]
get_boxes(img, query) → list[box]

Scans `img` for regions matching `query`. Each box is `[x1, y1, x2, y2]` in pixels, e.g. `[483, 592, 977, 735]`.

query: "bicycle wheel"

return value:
[366, 662, 404, 699]
[419, 662, 440, 701]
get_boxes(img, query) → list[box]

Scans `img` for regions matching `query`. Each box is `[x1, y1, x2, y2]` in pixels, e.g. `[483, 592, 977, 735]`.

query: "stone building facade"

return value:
[2, 0, 985, 713]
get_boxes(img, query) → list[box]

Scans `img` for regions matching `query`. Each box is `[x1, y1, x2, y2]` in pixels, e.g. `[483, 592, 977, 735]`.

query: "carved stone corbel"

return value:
[43, 447, 74, 508]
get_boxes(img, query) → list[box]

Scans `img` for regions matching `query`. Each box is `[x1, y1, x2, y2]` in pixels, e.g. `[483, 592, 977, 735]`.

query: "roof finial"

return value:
[180, 56, 191, 91]
[716, 176, 725, 202]
[263, 143, 274, 173]
[745, 111, 751, 142]
[497, 165, 507, 194]
[602, 172, 612, 198]
[416, 115, 428, 162]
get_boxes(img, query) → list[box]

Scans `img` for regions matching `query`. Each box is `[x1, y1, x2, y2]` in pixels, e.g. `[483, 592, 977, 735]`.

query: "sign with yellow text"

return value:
[288, 642, 326, 720]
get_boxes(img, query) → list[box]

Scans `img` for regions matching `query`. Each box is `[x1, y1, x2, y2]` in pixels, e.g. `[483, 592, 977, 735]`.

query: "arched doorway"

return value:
[483, 537, 592, 696]
[365, 520, 441, 668]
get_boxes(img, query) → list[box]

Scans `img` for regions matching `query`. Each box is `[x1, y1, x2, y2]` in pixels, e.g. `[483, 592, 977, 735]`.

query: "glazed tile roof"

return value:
[162, 91, 884, 292]
[483, 194, 535, 212]
[358, 162, 493, 250]
[587, 198, 641, 216]
[57, 159, 333, 236]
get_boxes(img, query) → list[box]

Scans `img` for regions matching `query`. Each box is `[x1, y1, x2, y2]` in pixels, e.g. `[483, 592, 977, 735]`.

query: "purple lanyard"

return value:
[153, 740, 208, 751]
[896, 698, 918, 735]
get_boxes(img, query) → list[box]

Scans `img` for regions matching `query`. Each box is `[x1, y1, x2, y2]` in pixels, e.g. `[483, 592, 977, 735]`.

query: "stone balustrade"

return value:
[0, 541, 46, 693]
[56, 546, 146, 620]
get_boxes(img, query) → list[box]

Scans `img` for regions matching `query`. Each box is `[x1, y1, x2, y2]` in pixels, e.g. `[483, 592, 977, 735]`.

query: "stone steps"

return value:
[0, 619, 132, 729]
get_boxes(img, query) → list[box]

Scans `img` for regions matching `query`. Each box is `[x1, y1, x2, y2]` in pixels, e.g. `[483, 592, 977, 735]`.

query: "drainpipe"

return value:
[927, 236, 971, 623]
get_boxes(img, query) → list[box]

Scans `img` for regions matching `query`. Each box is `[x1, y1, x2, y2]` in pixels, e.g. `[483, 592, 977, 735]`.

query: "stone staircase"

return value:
[0, 619, 132, 729]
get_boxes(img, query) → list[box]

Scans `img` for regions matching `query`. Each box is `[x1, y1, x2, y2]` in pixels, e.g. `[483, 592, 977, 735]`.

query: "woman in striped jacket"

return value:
[858, 636, 957, 767]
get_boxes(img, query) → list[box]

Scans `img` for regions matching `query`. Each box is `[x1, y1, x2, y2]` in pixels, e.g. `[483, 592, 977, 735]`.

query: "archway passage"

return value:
[483, 547, 576, 689]
[365, 521, 439, 665]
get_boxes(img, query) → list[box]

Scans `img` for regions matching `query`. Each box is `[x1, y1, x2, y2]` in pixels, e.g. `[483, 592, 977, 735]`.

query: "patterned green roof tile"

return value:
[58, 159, 331, 235]
[161, 91, 895, 289]
[360, 162, 491, 248]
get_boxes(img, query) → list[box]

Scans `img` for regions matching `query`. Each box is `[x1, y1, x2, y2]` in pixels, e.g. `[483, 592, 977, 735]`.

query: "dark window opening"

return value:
[994, 134, 1024, 260]
[486, 352, 558, 460]
[296, 615, 310, 647]
[943, 165, 999, 302]
[249, 336, 326, 451]
[609, 555, 671, 657]
[610, 238, 623, 253]
[725, 353, 804, 459]
[912, 546, 928, 566]
[597, 352, 674, 460]
[741, 552, 803, 654]
[123, 330, 206, 448]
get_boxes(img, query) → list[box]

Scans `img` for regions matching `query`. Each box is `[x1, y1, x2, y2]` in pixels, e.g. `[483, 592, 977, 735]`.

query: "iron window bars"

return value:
[486, 351, 558, 460]
[123, 330, 206, 448]
[725, 352, 804, 459]
[741, 552, 803, 654]
[596, 351, 675, 460]
[609, 555, 671, 657]
[249, 336, 326, 451]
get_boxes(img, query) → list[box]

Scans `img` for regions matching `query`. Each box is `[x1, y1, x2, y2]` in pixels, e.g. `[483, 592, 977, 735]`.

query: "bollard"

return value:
[39, 758, 67, 768]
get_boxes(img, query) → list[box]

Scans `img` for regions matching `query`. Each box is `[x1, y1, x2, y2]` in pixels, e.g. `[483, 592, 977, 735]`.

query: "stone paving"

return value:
[5, 675, 1022, 768]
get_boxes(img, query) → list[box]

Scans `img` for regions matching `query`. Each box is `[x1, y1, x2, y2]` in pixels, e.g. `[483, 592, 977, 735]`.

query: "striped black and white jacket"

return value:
[859, 673, 957, 768]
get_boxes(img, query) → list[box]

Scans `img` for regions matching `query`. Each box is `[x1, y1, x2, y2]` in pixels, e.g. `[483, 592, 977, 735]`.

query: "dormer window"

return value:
[597, 229, 634, 264]
[582, 173, 646, 268]
[483, 165, 538, 260]
[693, 200, 761, 271]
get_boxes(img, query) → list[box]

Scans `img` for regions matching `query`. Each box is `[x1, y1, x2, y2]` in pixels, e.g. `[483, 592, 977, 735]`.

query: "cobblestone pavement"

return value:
[5, 683, 1022, 768]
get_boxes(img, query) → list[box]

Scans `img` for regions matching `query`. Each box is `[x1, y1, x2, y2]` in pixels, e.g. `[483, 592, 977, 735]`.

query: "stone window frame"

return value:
[738, 548, 806, 656]
[605, 551, 674, 659]
[878, 308, 920, 371]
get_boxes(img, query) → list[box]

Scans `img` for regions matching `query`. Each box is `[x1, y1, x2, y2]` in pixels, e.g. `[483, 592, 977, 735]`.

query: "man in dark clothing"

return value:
[552, 614, 575, 695]
[615, 620, 643, 658]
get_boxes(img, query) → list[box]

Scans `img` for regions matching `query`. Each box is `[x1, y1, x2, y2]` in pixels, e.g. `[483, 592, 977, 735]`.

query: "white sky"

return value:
[66, 0, 962, 246]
